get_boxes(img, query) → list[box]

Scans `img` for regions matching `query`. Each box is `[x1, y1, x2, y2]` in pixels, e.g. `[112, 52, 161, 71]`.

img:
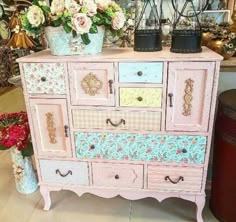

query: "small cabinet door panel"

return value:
[30, 99, 71, 157]
[166, 62, 215, 132]
[68, 63, 115, 106]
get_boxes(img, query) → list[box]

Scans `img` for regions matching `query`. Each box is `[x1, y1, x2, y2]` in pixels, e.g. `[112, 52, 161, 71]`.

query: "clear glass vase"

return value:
[10, 147, 38, 194]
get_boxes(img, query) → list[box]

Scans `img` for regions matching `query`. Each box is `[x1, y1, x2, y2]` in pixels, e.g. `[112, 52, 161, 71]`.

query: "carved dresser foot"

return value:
[195, 195, 206, 222]
[40, 186, 51, 210]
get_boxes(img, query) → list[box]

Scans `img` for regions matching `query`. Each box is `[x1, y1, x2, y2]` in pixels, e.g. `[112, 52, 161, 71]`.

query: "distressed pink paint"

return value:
[17, 47, 223, 222]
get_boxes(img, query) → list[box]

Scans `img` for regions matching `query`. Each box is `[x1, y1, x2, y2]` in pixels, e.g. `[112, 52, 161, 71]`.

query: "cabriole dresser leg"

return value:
[195, 195, 206, 222]
[40, 186, 51, 210]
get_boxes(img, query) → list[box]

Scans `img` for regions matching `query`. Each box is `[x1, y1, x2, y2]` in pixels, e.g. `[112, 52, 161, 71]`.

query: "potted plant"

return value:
[0, 111, 38, 194]
[19, 0, 126, 55]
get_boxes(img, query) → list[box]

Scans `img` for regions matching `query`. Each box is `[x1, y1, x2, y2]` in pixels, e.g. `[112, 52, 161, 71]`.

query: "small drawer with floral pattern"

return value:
[22, 63, 66, 95]
[119, 87, 162, 108]
[75, 132, 207, 164]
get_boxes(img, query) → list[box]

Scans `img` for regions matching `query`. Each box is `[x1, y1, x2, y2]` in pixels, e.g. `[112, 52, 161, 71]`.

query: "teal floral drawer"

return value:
[75, 133, 207, 164]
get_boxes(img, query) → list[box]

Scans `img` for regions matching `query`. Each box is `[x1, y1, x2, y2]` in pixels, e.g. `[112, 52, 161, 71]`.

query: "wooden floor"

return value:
[0, 88, 219, 222]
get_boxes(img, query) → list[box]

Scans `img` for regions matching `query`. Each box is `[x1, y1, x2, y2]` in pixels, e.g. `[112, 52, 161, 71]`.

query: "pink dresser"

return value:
[18, 48, 222, 222]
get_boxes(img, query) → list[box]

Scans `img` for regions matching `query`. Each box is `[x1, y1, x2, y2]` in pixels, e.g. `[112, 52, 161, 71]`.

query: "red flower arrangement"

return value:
[0, 111, 33, 158]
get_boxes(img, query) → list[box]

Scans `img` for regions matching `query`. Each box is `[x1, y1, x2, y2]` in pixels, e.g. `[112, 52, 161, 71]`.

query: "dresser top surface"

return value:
[17, 47, 223, 63]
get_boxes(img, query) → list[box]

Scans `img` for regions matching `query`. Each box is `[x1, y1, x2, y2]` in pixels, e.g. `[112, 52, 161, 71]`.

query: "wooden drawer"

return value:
[92, 162, 143, 188]
[23, 63, 66, 94]
[39, 160, 89, 185]
[120, 88, 162, 107]
[68, 63, 115, 106]
[119, 62, 163, 83]
[75, 133, 207, 164]
[72, 109, 161, 131]
[148, 166, 203, 192]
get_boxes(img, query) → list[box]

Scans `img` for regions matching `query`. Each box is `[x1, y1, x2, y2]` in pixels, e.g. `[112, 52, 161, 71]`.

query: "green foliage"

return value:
[21, 143, 34, 159]
[89, 24, 98, 34]
[81, 33, 91, 45]
[0, 144, 9, 150]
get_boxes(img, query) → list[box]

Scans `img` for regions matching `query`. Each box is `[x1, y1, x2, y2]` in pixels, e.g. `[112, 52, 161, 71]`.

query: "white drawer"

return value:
[92, 163, 143, 189]
[39, 160, 89, 185]
[72, 109, 161, 131]
[148, 165, 203, 192]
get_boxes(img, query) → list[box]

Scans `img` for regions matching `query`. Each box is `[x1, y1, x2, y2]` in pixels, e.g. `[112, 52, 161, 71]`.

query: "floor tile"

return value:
[28, 192, 131, 222]
[130, 197, 219, 222]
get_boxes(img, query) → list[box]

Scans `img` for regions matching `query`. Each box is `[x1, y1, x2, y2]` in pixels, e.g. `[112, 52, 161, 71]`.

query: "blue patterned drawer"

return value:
[119, 62, 163, 83]
[75, 133, 207, 164]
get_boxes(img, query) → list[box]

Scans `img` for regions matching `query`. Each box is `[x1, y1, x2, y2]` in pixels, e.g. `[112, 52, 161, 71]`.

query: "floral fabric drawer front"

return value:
[119, 62, 163, 83]
[75, 133, 207, 164]
[72, 109, 161, 131]
[120, 88, 162, 108]
[23, 63, 66, 94]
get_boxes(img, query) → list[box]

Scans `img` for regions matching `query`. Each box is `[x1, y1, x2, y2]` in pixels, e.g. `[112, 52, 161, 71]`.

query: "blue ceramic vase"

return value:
[10, 147, 38, 194]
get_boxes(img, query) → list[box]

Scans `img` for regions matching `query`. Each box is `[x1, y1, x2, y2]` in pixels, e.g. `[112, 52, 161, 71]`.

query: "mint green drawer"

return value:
[119, 62, 163, 83]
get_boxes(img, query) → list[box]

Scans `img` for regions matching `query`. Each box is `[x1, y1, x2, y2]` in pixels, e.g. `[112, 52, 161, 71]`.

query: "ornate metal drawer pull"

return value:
[106, 118, 126, 127]
[165, 176, 184, 184]
[64, 125, 69, 137]
[45, 112, 56, 144]
[137, 71, 143, 76]
[115, 175, 119, 179]
[168, 93, 173, 107]
[56, 169, 72, 177]
[108, 80, 113, 94]
[183, 78, 194, 116]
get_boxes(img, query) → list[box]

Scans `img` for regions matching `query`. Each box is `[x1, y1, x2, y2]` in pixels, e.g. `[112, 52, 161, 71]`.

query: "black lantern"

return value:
[170, 0, 209, 53]
[134, 0, 163, 52]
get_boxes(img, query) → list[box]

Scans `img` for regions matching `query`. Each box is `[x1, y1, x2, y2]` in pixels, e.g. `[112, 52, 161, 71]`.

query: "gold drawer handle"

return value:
[106, 118, 126, 127]
[41, 77, 46, 82]
[56, 169, 72, 177]
[165, 176, 184, 184]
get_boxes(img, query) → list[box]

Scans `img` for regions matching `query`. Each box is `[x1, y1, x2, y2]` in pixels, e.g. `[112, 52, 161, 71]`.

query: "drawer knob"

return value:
[56, 169, 72, 177]
[137, 96, 143, 102]
[41, 77, 46, 82]
[106, 118, 126, 127]
[137, 71, 143, 76]
[182, 148, 187, 153]
[90, 144, 95, 150]
[115, 175, 119, 179]
[165, 176, 184, 184]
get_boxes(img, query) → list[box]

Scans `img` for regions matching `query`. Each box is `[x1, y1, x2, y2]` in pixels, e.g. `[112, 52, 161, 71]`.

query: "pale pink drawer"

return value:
[72, 109, 161, 131]
[23, 63, 66, 94]
[92, 163, 143, 189]
[148, 166, 203, 192]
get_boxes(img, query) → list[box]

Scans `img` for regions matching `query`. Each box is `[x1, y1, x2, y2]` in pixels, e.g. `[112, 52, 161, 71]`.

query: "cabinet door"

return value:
[30, 99, 72, 157]
[166, 62, 215, 132]
[68, 63, 115, 106]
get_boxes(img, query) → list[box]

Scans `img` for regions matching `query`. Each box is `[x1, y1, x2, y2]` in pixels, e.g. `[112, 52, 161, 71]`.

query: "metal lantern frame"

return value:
[170, 0, 209, 53]
[134, 0, 163, 52]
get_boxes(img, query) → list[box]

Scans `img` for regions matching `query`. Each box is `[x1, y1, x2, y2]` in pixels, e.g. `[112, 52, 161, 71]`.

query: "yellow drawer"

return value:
[119, 88, 162, 108]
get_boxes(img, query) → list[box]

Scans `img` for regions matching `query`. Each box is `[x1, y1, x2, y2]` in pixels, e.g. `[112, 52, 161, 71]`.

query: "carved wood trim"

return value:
[183, 78, 194, 116]
[81, 73, 103, 96]
[45, 112, 57, 144]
